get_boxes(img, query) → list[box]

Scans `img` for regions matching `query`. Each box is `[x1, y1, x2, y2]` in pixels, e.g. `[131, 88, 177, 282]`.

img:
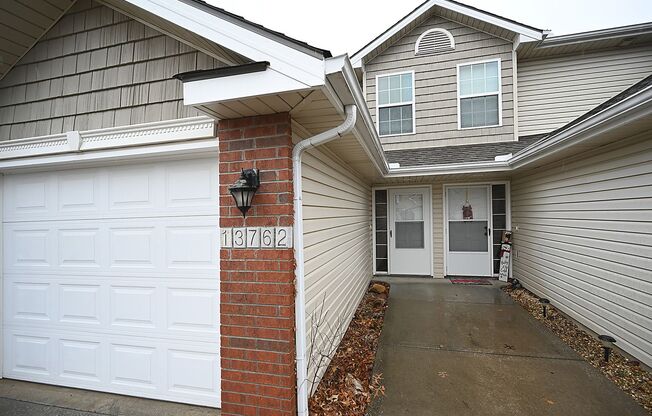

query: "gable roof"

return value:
[351, 0, 545, 67]
[517, 22, 652, 59]
[183, 0, 332, 59]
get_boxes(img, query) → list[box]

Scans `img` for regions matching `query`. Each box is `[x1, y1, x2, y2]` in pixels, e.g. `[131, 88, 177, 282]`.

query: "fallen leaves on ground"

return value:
[308, 281, 390, 415]
[503, 285, 652, 412]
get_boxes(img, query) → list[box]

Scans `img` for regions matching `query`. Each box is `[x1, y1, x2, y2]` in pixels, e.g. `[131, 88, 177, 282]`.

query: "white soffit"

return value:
[122, 0, 325, 87]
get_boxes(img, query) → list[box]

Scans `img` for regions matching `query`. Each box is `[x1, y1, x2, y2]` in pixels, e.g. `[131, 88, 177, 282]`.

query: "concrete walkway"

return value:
[367, 277, 647, 416]
[0, 379, 219, 416]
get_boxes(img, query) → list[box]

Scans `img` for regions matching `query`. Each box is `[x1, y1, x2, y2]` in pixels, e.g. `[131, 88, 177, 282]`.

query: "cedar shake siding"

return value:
[364, 14, 515, 151]
[0, 0, 222, 141]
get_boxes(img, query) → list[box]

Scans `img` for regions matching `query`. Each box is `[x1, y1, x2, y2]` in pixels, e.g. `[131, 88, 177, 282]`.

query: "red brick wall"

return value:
[218, 113, 296, 415]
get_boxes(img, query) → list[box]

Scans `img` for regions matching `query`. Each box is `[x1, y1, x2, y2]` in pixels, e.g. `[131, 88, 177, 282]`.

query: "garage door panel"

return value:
[3, 158, 220, 407]
[4, 276, 219, 342]
[3, 327, 220, 407]
[3, 159, 218, 222]
[4, 218, 219, 276]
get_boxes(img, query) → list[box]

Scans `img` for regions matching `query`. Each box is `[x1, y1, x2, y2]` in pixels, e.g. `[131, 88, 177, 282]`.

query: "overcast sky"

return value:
[207, 0, 652, 56]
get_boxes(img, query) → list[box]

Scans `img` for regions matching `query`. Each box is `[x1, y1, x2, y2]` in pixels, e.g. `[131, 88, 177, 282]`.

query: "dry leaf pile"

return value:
[308, 281, 390, 415]
[503, 285, 652, 412]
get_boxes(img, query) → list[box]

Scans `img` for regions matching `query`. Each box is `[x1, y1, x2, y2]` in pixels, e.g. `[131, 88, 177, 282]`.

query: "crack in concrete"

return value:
[390, 343, 585, 362]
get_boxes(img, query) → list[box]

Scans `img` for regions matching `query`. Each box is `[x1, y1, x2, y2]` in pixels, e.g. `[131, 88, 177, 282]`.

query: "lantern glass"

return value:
[228, 169, 260, 218]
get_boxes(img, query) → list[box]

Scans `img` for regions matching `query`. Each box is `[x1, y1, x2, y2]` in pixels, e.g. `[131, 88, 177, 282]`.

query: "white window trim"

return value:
[375, 70, 416, 137]
[414, 28, 455, 55]
[456, 58, 502, 130]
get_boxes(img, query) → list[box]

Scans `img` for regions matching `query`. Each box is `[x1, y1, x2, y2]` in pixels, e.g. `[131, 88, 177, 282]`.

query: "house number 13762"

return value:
[220, 227, 293, 249]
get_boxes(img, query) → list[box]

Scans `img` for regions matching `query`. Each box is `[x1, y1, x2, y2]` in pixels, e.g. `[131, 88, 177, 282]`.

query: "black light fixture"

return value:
[598, 335, 616, 363]
[539, 298, 550, 318]
[228, 169, 260, 218]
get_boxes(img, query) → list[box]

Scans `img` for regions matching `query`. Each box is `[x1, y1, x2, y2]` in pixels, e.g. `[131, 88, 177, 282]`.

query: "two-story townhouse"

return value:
[0, 0, 650, 415]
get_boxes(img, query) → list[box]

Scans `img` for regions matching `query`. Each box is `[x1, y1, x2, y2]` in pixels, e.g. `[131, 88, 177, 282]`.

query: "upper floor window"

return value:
[415, 28, 455, 55]
[377, 71, 415, 136]
[457, 59, 501, 129]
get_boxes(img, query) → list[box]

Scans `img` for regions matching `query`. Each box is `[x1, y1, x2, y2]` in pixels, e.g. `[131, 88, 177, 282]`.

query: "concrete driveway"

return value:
[367, 277, 648, 416]
[0, 379, 219, 416]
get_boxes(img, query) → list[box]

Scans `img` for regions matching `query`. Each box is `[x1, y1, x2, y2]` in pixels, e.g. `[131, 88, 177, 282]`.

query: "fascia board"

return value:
[123, 0, 325, 87]
[385, 161, 511, 177]
[181, 69, 310, 106]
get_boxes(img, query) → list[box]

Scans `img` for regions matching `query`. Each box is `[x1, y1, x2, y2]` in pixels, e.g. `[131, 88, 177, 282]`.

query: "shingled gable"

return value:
[351, 0, 546, 67]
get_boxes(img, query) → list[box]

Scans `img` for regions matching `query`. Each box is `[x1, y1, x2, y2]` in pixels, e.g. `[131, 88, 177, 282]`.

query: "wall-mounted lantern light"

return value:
[539, 298, 550, 318]
[228, 168, 260, 218]
[598, 335, 616, 363]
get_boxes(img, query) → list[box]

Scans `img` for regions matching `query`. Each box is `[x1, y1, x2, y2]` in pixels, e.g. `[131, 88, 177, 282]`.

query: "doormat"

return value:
[449, 278, 493, 285]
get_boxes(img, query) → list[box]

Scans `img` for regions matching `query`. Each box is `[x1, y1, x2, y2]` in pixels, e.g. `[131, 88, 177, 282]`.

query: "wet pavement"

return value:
[367, 277, 648, 416]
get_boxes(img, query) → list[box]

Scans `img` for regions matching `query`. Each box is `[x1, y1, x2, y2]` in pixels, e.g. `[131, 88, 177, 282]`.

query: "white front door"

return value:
[445, 186, 492, 276]
[2, 158, 221, 407]
[388, 187, 432, 276]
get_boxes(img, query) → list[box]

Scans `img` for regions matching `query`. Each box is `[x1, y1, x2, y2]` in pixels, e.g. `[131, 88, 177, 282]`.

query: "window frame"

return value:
[456, 58, 502, 130]
[375, 70, 416, 137]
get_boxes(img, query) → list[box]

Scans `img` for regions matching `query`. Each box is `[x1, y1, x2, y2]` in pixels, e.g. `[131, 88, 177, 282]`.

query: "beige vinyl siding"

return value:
[517, 46, 652, 136]
[301, 146, 373, 392]
[511, 135, 652, 367]
[0, 0, 222, 141]
[365, 14, 515, 151]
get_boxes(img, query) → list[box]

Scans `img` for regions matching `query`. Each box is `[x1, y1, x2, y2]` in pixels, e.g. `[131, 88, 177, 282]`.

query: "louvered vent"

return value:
[415, 28, 455, 55]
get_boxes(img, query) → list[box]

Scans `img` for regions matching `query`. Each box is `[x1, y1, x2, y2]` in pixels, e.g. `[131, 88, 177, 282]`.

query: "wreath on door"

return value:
[462, 188, 473, 220]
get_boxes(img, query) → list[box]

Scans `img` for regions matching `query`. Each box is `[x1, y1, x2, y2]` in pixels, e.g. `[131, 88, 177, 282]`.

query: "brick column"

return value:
[218, 113, 296, 416]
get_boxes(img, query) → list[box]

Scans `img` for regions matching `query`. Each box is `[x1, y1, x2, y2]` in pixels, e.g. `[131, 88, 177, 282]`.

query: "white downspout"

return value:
[293, 104, 357, 416]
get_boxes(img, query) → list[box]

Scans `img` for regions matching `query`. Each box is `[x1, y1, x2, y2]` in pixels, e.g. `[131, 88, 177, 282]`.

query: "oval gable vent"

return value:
[415, 28, 455, 55]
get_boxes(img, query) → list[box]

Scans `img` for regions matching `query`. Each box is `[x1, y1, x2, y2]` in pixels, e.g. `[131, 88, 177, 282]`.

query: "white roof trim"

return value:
[351, 0, 543, 67]
[0, 116, 216, 162]
[123, 0, 325, 87]
[181, 68, 309, 106]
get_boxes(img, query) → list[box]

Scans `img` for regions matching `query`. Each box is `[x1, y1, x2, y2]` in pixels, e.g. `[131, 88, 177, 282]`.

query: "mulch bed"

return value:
[503, 284, 652, 412]
[308, 281, 390, 415]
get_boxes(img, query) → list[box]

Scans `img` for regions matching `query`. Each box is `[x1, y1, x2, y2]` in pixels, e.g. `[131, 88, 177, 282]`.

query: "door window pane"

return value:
[374, 190, 388, 272]
[447, 187, 488, 221]
[395, 194, 423, 221]
[396, 221, 425, 249]
[449, 221, 488, 252]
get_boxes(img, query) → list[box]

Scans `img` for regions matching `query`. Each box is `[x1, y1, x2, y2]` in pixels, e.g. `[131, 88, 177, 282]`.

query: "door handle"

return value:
[389, 229, 393, 238]
[484, 226, 490, 237]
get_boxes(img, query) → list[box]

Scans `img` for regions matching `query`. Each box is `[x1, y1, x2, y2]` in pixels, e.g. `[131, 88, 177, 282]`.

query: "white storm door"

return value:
[388, 188, 432, 276]
[446, 186, 492, 276]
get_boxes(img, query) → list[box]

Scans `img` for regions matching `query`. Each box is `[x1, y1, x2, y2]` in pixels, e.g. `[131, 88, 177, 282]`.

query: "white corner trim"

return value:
[0, 117, 216, 161]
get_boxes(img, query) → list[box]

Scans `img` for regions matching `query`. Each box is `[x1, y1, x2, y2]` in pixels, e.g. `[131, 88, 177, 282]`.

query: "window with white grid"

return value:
[457, 59, 501, 129]
[376, 71, 415, 136]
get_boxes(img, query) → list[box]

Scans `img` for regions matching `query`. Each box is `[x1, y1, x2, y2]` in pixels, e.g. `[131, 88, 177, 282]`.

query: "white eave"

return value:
[351, 0, 545, 67]
[120, 0, 326, 87]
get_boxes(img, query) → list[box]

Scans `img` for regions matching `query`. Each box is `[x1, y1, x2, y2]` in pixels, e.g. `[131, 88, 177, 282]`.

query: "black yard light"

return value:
[598, 335, 616, 363]
[539, 298, 550, 318]
[228, 169, 260, 218]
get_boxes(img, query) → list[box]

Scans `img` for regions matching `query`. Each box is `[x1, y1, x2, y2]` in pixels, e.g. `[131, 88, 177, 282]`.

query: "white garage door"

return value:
[1, 158, 220, 407]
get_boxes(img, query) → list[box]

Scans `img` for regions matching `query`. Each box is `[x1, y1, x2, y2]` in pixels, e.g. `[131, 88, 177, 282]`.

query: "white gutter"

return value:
[293, 104, 357, 416]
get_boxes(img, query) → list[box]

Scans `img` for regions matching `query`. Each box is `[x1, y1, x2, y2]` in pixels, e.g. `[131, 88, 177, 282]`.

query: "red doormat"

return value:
[449, 278, 493, 285]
